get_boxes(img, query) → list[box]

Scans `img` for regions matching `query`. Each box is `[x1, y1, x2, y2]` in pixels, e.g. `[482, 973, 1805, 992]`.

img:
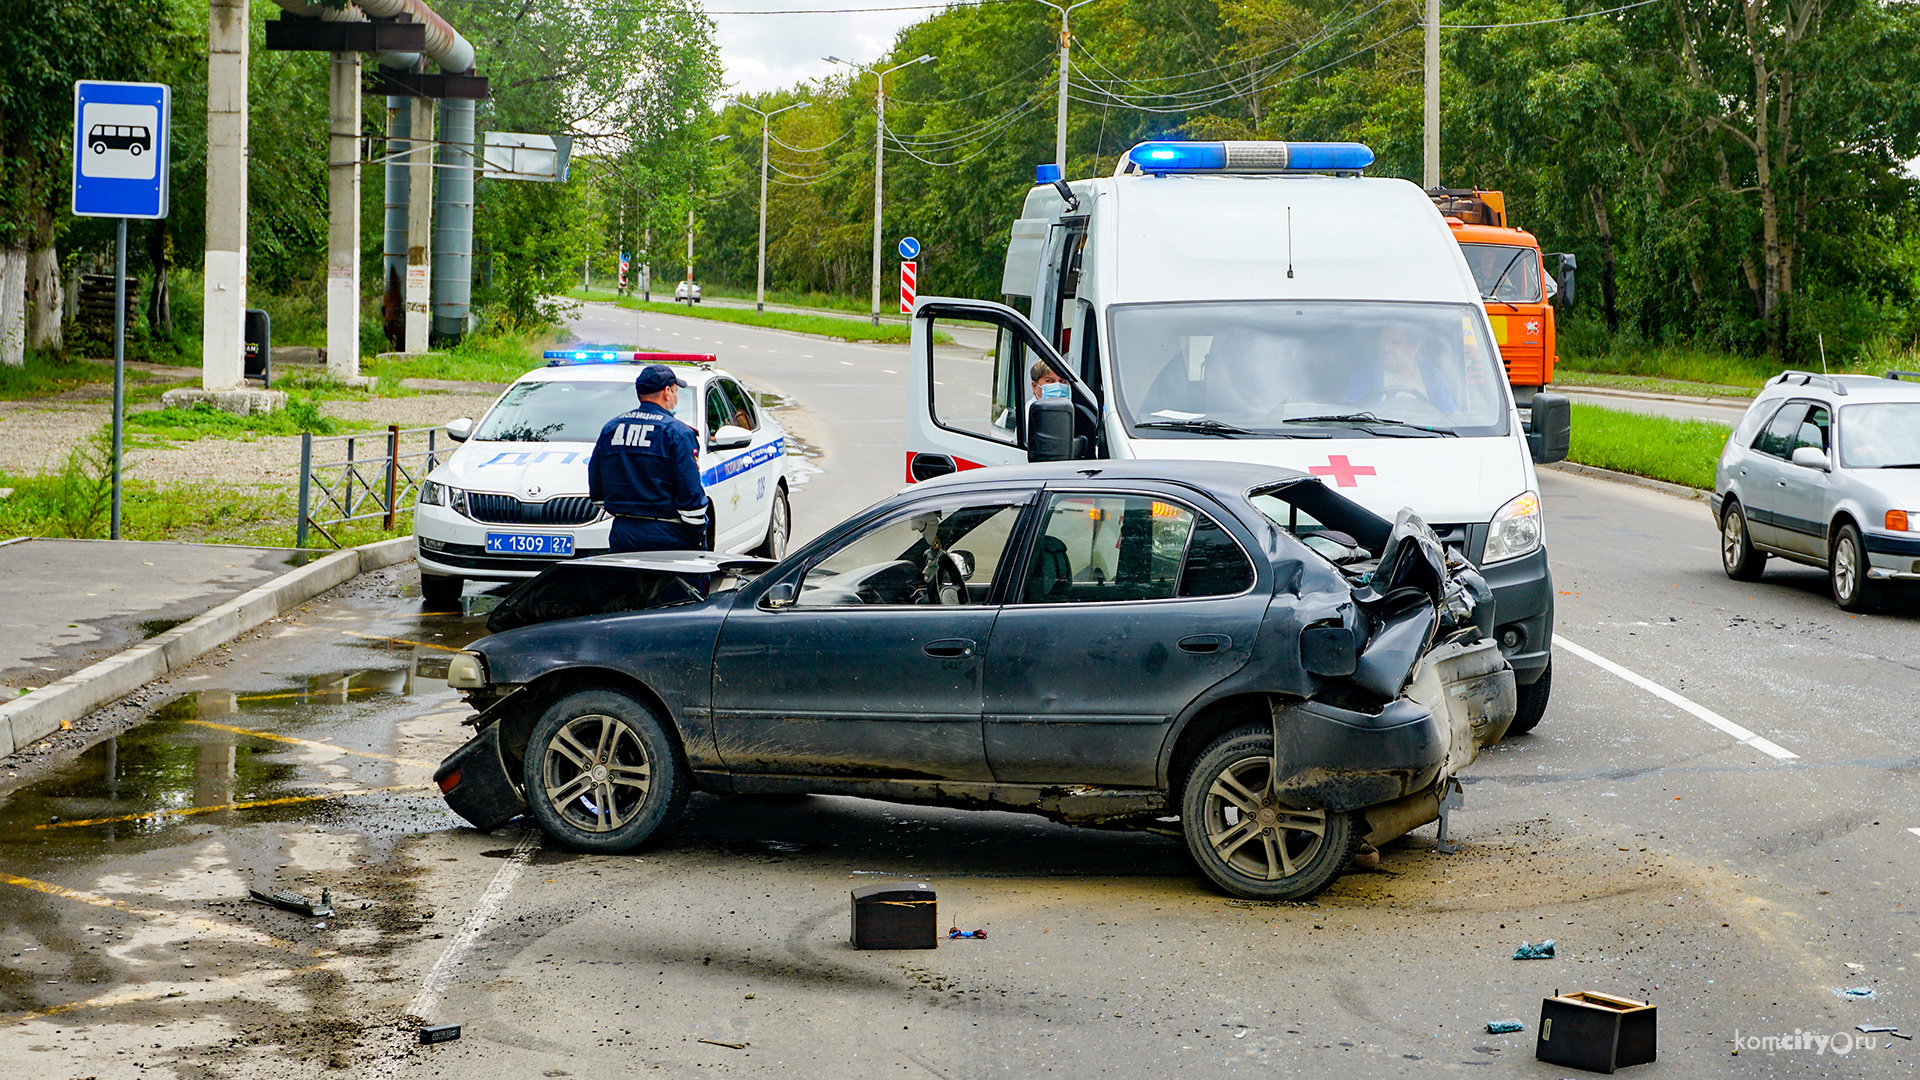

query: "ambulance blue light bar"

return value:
[543, 349, 716, 367]
[1120, 140, 1374, 175]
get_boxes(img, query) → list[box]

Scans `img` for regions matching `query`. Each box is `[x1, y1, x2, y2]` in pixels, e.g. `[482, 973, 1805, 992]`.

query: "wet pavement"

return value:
[0, 539, 308, 693]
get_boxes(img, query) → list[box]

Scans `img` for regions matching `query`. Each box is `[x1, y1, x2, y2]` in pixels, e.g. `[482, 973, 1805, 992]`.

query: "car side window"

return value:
[704, 383, 730, 437]
[719, 379, 758, 432]
[1019, 493, 1247, 603]
[1752, 402, 1808, 459]
[1793, 405, 1830, 454]
[795, 500, 1024, 607]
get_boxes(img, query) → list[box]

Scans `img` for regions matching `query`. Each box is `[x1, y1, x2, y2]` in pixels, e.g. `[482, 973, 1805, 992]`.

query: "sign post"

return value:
[898, 237, 920, 314]
[72, 80, 171, 540]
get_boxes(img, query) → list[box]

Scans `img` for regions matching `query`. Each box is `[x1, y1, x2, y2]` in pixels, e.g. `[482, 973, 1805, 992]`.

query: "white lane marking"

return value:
[1552, 635, 1798, 760]
[840, 361, 854, 366]
[800, 354, 814, 358]
[1909, 828, 1920, 840]
[406, 828, 539, 1021]
[883, 369, 897, 374]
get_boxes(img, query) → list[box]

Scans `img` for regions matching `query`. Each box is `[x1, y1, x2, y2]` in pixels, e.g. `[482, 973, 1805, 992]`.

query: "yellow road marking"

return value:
[184, 719, 436, 768]
[0, 873, 336, 959]
[1, 961, 344, 1024]
[233, 685, 382, 703]
[342, 630, 463, 653]
[32, 783, 427, 830]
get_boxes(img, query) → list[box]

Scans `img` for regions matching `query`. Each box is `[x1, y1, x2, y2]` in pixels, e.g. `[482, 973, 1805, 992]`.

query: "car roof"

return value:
[1754, 372, 1920, 408]
[908, 459, 1315, 500]
[508, 359, 730, 388]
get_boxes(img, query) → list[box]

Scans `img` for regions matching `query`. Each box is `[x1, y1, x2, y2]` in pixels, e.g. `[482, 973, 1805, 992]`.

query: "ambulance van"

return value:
[906, 141, 1570, 733]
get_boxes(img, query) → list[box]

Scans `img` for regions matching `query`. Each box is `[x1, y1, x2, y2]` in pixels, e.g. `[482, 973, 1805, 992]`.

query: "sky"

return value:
[709, 1, 936, 96]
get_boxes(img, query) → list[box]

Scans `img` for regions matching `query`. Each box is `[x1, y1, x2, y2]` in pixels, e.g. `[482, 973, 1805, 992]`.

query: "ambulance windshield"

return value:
[1109, 301, 1510, 439]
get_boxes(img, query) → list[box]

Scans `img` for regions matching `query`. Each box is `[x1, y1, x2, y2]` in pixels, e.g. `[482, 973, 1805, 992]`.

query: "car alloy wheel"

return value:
[1830, 523, 1875, 612]
[523, 690, 687, 852]
[1181, 726, 1358, 900]
[1720, 502, 1766, 581]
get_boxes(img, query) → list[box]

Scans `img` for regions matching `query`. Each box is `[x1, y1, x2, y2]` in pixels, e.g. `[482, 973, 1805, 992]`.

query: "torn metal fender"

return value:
[1405, 636, 1517, 774]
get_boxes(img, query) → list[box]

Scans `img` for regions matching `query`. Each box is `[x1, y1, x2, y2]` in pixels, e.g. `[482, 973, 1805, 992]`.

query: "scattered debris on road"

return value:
[249, 886, 334, 918]
[1486, 1019, 1525, 1033]
[419, 1023, 460, 1045]
[698, 1038, 748, 1049]
[946, 927, 987, 939]
[1513, 938, 1556, 959]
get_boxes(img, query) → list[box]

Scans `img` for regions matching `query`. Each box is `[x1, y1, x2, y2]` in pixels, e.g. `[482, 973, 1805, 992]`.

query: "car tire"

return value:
[523, 689, 688, 853]
[753, 484, 791, 560]
[420, 572, 463, 608]
[1830, 522, 1877, 612]
[1180, 725, 1359, 901]
[1506, 662, 1551, 736]
[1721, 501, 1767, 581]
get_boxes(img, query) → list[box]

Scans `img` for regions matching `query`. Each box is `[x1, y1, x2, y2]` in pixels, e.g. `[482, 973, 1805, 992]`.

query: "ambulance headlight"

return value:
[1483, 491, 1543, 564]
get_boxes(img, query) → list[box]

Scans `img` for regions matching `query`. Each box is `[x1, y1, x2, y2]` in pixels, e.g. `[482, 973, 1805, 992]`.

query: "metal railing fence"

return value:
[297, 425, 445, 548]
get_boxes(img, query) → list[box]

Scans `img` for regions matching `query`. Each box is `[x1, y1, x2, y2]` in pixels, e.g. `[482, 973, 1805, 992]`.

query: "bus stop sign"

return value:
[72, 80, 171, 219]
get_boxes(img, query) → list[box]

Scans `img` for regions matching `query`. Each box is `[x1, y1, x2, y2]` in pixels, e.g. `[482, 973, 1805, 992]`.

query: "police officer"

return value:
[589, 364, 709, 552]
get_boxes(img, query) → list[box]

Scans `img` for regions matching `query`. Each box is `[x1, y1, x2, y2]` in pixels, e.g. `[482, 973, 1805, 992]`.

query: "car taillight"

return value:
[437, 769, 461, 794]
[1890, 510, 1910, 532]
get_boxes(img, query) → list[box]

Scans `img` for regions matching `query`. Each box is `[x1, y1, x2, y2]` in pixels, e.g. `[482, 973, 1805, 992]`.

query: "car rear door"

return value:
[980, 487, 1266, 787]
[699, 376, 779, 552]
[709, 492, 1032, 782]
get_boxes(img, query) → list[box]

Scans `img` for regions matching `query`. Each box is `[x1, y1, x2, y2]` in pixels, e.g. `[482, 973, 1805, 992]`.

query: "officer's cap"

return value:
[635, 364, 690, 394]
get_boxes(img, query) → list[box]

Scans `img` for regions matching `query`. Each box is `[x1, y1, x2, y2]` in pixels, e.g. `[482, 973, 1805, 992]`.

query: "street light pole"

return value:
[830, 53, 934, 327]
[1034, 0, 1099, 171]
[730, 99, 808, 313]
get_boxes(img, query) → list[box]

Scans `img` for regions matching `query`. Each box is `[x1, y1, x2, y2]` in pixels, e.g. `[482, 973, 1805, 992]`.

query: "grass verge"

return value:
[1551, 370, 1757, 400]
[124, 395, 367, 442]
[568, 289, 921, 344]
[1564, 402, 1728, 490]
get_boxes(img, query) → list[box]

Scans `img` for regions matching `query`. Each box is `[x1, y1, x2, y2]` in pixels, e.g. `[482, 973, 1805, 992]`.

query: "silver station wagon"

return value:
[1713, 371, 1920, 610]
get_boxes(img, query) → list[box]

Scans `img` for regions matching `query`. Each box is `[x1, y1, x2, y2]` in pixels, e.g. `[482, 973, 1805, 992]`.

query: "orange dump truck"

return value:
[1429, 189, 1575, 406]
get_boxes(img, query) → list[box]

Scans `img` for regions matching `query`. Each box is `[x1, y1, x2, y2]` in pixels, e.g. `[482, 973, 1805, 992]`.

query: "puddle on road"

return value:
[0, 659, 457, 856]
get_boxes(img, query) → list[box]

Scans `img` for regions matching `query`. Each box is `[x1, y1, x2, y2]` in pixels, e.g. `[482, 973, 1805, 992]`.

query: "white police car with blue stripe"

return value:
[412, 351, 790, 605]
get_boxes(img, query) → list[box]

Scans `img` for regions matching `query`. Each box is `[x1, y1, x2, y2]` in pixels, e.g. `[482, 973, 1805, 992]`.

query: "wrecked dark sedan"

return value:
[435, 461, 1516, 900]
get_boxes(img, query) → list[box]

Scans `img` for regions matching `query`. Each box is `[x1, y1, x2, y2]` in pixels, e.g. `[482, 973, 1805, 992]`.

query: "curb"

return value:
[1544, 460, 1709, 503]
[0, 536, 414, 758]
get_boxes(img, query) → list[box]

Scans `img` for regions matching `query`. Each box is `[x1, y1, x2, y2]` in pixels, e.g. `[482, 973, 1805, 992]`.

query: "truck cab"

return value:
[906, 141, 1569, 733]
[1430, 188, 1575, 405]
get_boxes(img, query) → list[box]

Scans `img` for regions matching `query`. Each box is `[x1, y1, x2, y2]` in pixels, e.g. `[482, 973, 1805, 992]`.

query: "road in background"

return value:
[1561, 387, 1749, 426]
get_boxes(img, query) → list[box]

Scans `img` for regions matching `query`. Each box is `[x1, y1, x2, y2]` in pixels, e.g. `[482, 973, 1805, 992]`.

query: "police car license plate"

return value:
[485, 533, 574, 557]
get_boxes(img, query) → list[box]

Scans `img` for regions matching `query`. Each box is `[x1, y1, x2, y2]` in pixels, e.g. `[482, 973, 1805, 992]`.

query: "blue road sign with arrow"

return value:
[898, 236, 920, 260]
[72, 80, 171, 220]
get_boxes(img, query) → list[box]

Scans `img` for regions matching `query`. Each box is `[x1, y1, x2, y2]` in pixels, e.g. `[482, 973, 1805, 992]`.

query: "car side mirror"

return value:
[1527, 393, 1571, 464]
[762, 582, 796, 609]
[1546, 252, 1575, 308]
[709, 424, 752, 452]
[1300, 624, 1358, 677]
[1027, 398, 1076, 462]
[947, 549, 975, 580]
[445, 417, 473, 443]
[1789, 446, 1830, 470]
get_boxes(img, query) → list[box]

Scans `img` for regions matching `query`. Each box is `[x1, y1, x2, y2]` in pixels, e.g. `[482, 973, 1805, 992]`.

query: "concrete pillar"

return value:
[406, 96, 433, 353]
[203, 0, 248, 389]
[327, 51, 361, 380]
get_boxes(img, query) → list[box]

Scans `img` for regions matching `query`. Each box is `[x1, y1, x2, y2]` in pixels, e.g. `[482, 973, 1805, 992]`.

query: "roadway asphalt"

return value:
[0, 303, 1914, 1078]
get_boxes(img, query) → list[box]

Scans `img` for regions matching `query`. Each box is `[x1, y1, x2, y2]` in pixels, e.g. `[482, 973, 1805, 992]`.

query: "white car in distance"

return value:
[413, 351, 791, 606]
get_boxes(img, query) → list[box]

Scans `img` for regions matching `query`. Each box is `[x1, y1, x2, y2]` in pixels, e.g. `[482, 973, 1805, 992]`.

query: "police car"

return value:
[413, 351, 790, 605]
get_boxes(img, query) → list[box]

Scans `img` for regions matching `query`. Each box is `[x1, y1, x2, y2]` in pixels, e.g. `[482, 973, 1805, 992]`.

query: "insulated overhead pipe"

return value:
[432, 97, 475, 343]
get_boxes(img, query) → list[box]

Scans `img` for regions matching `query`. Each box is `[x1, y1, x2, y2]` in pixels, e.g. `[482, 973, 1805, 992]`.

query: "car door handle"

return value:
[1179, 634, 1231, 654]
[923, 638, 975, 659]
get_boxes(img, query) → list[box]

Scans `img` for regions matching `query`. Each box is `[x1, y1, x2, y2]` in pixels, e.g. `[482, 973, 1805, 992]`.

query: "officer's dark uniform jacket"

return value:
[588, 401, 709, 552]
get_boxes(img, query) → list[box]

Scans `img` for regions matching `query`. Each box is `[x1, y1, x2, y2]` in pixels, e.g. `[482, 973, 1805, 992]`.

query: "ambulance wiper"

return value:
[1281, 413, 1456, 436]
[1134, 418, 1262, 437]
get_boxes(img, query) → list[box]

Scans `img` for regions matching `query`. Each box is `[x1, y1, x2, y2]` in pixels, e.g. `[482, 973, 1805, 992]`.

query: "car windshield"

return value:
[473, 378, 695, 443]
[1108, 301, 1510, 439]
[1458, 243, 1543, 303]
[1839, 402, 1920, 468]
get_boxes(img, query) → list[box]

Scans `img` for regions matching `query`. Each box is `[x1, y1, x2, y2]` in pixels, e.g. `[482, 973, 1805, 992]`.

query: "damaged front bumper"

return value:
[434, 721, 527, 831]
[1271, 637, 1514, 821]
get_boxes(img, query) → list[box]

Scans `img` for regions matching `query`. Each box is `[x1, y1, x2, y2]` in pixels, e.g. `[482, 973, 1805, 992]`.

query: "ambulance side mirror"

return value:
[709, 424, 752, 452]
[1527, 394, 1571, 464]
[1027, 398, 1077, 462]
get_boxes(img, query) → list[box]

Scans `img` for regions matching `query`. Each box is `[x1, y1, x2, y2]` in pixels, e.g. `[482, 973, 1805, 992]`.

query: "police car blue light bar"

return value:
[543, 350, 717, 366]
[1119, 140, 1374, 176]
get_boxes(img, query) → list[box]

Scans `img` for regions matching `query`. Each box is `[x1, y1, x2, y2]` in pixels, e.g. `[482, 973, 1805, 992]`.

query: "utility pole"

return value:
[730, 99, 808, 313]
[829, 54, 933, 327]
[1423, 0, 1439, 189]
[326, 51, 362, 380]
[1034, 0, 1099, 171]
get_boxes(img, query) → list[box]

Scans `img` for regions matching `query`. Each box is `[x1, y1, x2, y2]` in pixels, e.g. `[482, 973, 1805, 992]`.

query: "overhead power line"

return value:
[1440, 0, 1663, 28]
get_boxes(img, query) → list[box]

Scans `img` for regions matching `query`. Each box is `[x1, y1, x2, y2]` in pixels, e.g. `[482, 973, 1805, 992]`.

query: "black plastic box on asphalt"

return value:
[850, 882, 936, 949]
[1536, 991, 1656, 1073]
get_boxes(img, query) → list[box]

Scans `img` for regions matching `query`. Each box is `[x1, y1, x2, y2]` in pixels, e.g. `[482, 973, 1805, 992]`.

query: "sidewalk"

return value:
[0, 535, 412, 758]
